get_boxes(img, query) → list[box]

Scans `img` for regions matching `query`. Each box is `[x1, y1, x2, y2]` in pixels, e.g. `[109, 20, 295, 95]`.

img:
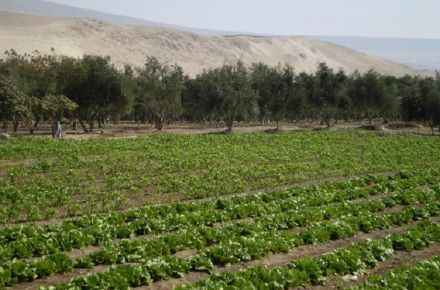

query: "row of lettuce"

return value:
[0, 173, 393, 259]
[2, 131, 440, 224]
[1, 169, 437, 262]
[35, 220, 440, 290]
[1, 182, 439, 287]
[175, 221, 440, 290]
[352, 255, 440, 290]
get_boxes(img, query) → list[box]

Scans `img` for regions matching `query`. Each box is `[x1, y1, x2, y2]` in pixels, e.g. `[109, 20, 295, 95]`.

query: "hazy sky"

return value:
[48, 0, 440, 38]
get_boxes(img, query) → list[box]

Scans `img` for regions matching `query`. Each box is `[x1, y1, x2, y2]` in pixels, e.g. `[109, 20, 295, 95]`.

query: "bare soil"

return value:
[4, 121, 439, 140]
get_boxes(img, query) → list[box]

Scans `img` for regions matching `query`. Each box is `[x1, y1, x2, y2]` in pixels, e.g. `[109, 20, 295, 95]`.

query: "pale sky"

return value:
[48, 0, 440, 39]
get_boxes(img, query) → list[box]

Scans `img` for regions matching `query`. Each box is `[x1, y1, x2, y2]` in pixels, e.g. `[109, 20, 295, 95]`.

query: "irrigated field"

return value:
[0, 130, 439, 289]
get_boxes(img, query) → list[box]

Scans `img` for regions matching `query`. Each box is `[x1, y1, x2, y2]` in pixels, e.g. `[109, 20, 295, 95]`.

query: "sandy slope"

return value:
[0, 11, 416, 76]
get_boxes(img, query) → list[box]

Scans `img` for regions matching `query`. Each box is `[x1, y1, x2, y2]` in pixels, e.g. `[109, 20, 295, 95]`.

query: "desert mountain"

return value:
[0, 0, 438, 72]
[0, 0, 236, 36]
[0, 11, 416, 76]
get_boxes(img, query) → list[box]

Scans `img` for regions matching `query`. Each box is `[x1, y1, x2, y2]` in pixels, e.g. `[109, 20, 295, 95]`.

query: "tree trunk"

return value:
[155, 120, 163, 131]
[72, 119, 77, 131]
[155, 116, 165, 131]
[226, 118, 234, 133]
[3, 120, 7, 132]
[78, 118, 89, 133]
[33, 119, 40, 129]
[367, 111, 373, 124]
[51, 120, 56, 138]
[113, 114, 119, 125]
[13, 121, 19, 132]
[87, 116, 95, 132]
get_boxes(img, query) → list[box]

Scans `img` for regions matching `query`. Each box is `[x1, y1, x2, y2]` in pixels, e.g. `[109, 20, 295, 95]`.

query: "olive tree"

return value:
[41, 94, 78, 137]
[134, 57, 185, 130]
[199, 62, 257, 132]
[0, 74, 31, 132]
[56, 56, 127, 132]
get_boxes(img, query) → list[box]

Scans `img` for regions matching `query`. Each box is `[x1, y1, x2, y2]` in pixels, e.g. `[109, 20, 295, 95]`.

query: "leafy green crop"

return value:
[176, 221, 440, 290]
[351, 255, 440, 290]
[1, 130, 439, 223]
[0, 133, 439, 290]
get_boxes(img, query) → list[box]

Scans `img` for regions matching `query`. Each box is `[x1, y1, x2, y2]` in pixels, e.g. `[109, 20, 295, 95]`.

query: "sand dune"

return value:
[0, 11, 416, 76]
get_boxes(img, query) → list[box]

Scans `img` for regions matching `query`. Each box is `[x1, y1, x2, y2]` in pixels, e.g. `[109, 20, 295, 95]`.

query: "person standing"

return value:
[55, 120, 63, 139]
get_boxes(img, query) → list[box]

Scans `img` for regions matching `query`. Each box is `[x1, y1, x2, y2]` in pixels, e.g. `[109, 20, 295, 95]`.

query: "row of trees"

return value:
[1, 50, 440, 133]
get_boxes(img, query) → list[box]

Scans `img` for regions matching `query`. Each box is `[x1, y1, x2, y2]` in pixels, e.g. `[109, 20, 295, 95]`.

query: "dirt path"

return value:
[8, 122, 438, 140]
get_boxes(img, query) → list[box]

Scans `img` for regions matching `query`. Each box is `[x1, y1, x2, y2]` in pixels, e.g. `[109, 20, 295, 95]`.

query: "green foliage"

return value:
[40, 94, 77, 120]
[401, 75, 440, 132]
[0, 74, 31, 131]
[250, 63, 295, 128]
[186, 61, 258, 131]
[1, 50, 439, 131]
[1, 170, 440, 288]
[55, 55, 127, 131]
[352, 256, 440, 290]
[349, 69, 386, 122]
[0, 131, 439, 223]
[176, 221, 440, 290]
[134, 56, 185, 130]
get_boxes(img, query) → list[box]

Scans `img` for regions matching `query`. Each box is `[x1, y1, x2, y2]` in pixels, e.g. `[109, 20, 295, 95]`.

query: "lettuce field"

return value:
[0, 130, 439, 289]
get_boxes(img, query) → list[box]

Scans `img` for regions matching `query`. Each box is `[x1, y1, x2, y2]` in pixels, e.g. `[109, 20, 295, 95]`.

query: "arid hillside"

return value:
[0, 11, 416, 76]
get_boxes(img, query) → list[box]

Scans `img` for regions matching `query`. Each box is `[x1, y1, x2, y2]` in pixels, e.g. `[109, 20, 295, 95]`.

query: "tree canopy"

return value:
[1, 50, 440, 134]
